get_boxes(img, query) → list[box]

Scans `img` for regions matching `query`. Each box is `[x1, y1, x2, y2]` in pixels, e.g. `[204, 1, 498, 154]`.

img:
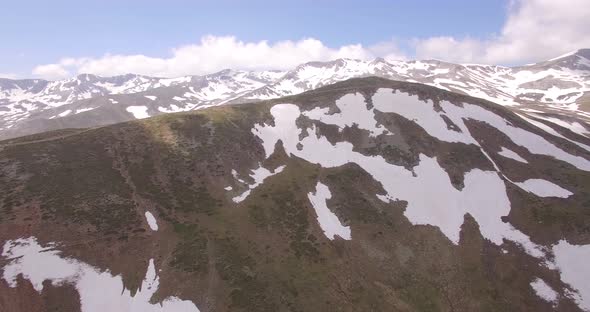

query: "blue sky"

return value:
[1, 0, 588, 79]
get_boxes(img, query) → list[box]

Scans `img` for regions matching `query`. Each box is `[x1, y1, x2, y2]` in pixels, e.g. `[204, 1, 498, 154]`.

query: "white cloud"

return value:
[0, 73, 19, 79]
[32, 63, 71, 80]
[30, 0, 589, 79]
[368, 40, 408, 61]
[32, 36, 406, 79]
[415, 0, 590, 64]
[413, 37, 486, 64]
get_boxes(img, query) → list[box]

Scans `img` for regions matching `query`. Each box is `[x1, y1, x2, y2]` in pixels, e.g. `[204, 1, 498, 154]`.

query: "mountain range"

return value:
[1, 77, 590, 311]
[1, 49, 589, 140]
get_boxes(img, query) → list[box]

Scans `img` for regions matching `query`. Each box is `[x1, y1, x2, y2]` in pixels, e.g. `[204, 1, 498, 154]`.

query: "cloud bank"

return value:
[31, 0, 589, 80]
[414, 0, 590, 64]
[32, 37, 406, 80]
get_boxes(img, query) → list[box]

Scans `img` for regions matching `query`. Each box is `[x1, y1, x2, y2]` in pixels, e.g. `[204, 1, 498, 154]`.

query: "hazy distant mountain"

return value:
[1, 49, 589, 140]
[2, 78, 590, 311]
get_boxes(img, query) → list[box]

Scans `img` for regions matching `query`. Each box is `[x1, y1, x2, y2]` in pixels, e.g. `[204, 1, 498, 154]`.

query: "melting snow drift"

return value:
[2, 237, 200, 312]
[145, 211, 159, 231]
[307, 182, 351, 240]
[515, 179, 573, 198]
[232, 165, 286, 203]
[126, 106, 150, 119]
[498, 146, 528, 163]
[530, 278, 558, 304]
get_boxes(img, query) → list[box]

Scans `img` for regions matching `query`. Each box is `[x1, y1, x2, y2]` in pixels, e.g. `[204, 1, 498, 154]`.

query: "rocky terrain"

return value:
[1, 77, 589, 311]
[1, 49, 589, 140]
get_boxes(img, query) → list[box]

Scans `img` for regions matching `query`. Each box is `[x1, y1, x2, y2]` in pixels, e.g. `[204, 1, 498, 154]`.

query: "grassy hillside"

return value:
[1, 78, 588, 312]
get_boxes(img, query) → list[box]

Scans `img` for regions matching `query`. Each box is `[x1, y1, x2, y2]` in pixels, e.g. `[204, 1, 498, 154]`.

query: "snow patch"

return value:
[232, 165, 286, 203]
[307, 182, 351, 240]
[157, 104, 181, 113]
[58, 109, 72, 117]
[552, 240, 590, 311]
[2, 237, 200, 312]
[371, 89, 590, 171]
[144, 211, 158, 231]
[75, 107, 96, 114]
[530, 278, 558, 304]
[376, 194, 396, 203]
[518, 113, 590, 152]
[514, 179, 573, 198]
[498, 146, 528, 163]
[529, 114, 589, 138]
[126, 106, 150, 119]
[303, 92, 387, 136]
[144, 95, 157, 101]
[371, 89, 474, 144]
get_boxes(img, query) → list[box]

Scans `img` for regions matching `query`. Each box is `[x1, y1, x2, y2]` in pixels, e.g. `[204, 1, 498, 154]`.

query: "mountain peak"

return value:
[546, 48, 590, 62]
[528, 48, 590, 72]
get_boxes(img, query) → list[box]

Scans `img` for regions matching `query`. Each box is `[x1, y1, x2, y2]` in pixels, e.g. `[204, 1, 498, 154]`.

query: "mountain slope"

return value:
[0, 69, 284, 138]
[1, 50, 589, 140]
[1, 78, 589, 311]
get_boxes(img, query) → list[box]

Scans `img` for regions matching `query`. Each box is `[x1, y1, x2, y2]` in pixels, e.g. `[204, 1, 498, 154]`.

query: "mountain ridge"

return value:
[1, 49, 589, 140]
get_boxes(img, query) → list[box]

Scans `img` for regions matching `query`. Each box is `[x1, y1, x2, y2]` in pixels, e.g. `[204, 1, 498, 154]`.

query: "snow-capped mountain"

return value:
[1, 49, 589, 139]
[241, 50, 590, 116]
[0, 69, 286, 138]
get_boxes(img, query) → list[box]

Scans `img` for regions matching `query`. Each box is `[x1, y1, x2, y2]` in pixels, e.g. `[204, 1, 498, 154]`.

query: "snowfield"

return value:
[303, 92, 387, 137]
[252, 97, 543, 255]
[371, 89, 590, 171]
[243, 89, 590, 310]
[518, 113, 590, 152]
[2, 237, 200, 312]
